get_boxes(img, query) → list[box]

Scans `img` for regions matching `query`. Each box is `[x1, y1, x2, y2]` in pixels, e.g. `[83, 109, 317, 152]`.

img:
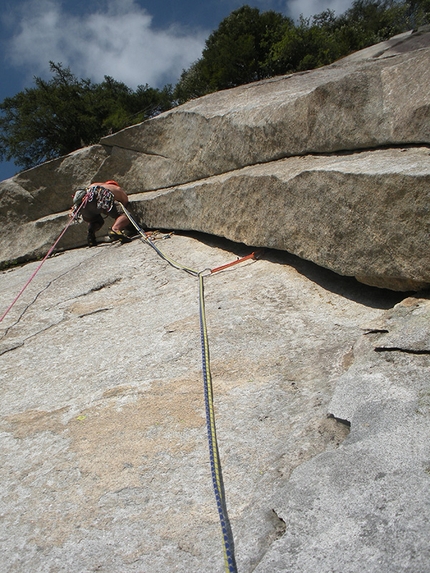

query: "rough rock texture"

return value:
[0, 28, 429, 290]
[256, 294, 430, 573]
[99, 30, 430, 188]
[130, 147, 430, 291]
[0, 145, 109, 265]
[1, 31, 430, 571]
[3, 234, 429, 573]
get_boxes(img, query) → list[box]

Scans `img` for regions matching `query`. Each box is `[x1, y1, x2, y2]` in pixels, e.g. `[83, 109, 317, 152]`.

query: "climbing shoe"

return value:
[87, 229, 97, 247]
[108, 229, 132, 244]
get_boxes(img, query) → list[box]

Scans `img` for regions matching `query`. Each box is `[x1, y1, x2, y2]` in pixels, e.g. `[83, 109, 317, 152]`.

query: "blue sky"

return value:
[0, 0, 355, 181]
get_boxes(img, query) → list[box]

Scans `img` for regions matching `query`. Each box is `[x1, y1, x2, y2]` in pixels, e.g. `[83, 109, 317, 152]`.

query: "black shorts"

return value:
[81, 197, 121, 226]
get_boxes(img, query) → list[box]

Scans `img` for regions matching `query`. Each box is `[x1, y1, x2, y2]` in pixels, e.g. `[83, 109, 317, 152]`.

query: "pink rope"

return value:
[0, 200, 86, 323]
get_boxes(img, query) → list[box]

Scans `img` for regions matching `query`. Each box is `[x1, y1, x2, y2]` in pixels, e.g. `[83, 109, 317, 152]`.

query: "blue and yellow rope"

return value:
[199, 271, 237, 572]
[122, 204, 239, 572]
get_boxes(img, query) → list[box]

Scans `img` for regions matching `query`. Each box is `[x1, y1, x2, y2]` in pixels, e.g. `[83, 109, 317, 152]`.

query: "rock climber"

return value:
[71, 180, 134, 247]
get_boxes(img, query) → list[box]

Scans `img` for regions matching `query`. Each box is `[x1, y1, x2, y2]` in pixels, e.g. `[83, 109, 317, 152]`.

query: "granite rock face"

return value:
[100, 31, 430, 188]
[1, 31, 430, 572]
[256, 294, 430, 573]
[130, 147, 430, 291]
[2, 234, 429, 573]
[0, 28, 429, 290]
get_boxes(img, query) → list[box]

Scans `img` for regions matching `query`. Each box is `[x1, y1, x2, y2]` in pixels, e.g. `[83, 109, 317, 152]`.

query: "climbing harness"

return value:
[86, 185, 116, 212]
[2, 200, 261, 573]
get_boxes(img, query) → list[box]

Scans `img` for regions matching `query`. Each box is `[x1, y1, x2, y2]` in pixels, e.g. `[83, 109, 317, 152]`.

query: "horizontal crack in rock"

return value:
[0, 342, 24, 356]
[327, 413, 351, 429]
[89, 278, 122, 292]
[78, 307, 111, 318]
[375, 347, 430, 355]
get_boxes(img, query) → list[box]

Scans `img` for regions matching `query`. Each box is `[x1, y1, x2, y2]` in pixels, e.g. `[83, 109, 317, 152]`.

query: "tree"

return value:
[1, 1, 428, 170]
[269, 12, 342, 74]
[174, 6, 290, 103]
[336, 0, 408, 45]
[175, 0, 429, 106]
[0, 63, 101, 169]
[93, 78, 174, 132]
[0, 63, 175, 170]
[406, 0, 430, 26]
[269, 0, 424, 76]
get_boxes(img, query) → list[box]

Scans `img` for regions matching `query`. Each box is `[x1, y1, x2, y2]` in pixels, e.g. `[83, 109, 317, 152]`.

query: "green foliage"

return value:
[174, 61, 209, 104]
[396, 0, 430, 28]
[0, 63, 174, 170]
[176, 0, 430, 102]
[0, 63, 96, 168]
[174, 6, 290, 102]
[269, 12, 342, 74]
[1, 0, 429, 170]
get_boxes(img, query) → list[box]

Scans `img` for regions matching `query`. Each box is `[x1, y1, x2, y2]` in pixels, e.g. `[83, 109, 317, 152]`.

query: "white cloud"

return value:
[5, 0, 208, 88]
[287, 0, 354, 21]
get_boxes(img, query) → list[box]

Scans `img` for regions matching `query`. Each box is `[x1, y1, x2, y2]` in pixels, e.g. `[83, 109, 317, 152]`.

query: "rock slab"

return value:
[130, 147, 430, 291]
[2, 234, 428, 572]
[100, 39, 430, 188]
[0, 29, 429, 292]
[1, 234, 429, 572]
